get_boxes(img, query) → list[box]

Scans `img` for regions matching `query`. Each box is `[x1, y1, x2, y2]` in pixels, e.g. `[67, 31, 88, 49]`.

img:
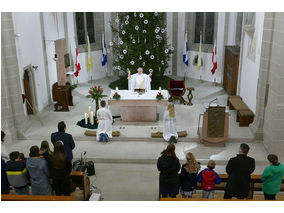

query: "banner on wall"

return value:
[197, 33, 202, 70]
[74, 48, 81, 77]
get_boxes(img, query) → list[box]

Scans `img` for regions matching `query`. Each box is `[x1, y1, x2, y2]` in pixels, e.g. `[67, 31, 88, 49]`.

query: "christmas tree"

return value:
[109, 12, 173, 89]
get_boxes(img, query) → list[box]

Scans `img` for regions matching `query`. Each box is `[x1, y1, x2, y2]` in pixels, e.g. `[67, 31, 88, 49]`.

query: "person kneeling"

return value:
[96, 100, 113, 142]
[163, 103, 178, 143]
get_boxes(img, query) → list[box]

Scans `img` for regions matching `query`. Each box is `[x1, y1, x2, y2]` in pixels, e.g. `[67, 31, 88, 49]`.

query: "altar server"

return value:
[128, 67, 152, 91]
[163, 103, 178, 142]
[96, 100, 113, 142]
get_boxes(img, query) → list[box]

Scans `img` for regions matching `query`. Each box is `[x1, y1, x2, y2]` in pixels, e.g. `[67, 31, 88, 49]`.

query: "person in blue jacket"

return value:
[197, 160, 221, 199]
[51, 121, 75, 162]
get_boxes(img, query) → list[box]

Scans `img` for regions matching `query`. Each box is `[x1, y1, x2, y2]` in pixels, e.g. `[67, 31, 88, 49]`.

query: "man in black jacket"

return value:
[51, 121, 75, 162]
[224, 143, 255, 199]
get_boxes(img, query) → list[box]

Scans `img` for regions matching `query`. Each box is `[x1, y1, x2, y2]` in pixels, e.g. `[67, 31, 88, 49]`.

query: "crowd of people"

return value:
[1, 121, 75, 196]
[157, 143, 284, 200]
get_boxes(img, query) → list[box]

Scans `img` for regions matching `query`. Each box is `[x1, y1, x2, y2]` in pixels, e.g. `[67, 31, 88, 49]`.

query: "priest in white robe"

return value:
[96, 100, 113, 142]
[163, 103, 178, 142]
[128, 67, 152, 91]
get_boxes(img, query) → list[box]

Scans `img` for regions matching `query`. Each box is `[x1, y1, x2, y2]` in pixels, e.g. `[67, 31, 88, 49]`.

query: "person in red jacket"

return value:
[197, 160, 221, 198]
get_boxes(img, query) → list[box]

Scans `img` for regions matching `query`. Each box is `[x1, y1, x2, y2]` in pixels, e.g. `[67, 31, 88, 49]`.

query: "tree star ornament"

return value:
[130, 60, 135, 65]
[123, 49, 127, 54]
[139, 13, 144, 18]
[135, 25, 139, 31]
[150, 55, 155, 59]
[145, 50, 150, 55]
[144, 20, 148, 24]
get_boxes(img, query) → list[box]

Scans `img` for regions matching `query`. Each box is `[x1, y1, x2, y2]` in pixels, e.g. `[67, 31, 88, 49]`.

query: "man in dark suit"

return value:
[224, 143, 255, 199]
[51, 121, 75, 162]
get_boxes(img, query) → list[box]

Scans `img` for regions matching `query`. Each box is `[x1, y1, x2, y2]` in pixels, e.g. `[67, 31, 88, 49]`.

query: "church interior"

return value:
[1, 3, 284, 205]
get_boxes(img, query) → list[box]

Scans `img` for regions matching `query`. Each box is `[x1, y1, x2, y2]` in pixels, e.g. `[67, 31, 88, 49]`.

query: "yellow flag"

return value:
[197, 33, 202, 70]
[87, 34, 92, 72]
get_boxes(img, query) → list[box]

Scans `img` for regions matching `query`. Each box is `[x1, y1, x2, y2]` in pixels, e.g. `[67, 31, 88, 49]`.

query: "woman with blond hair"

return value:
[39, 140, 53, 162]
[163, 103, 178, 143]
[157, 144, 180, 197]
[180, 152, 201, 197]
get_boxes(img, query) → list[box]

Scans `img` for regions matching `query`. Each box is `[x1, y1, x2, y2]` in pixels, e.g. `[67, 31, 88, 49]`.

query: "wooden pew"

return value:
[1, 194, 72, 201]
[160, 197, 254, 201]
[70, 171, 91, 201]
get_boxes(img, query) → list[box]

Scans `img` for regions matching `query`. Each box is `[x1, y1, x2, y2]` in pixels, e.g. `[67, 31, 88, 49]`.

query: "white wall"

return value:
[216, 12, 226, 84]
[239, 12, 265, 113]
[65, 13, 107, 84]
[12, 12, 49, 112]
[227, 12, 238, 45]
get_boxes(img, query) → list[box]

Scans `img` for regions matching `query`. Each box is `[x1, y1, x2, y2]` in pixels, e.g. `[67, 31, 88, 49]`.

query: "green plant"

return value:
[110, 12, 173, 89]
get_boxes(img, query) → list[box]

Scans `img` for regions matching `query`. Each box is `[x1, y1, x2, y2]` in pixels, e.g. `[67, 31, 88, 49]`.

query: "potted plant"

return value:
[86, 86, 107, 123]
[113, 92, 121, 101]
[156, 91, 164, 101]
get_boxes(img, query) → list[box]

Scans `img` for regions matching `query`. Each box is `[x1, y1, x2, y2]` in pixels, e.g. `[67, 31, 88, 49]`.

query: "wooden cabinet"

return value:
[223, 46, 240, 95]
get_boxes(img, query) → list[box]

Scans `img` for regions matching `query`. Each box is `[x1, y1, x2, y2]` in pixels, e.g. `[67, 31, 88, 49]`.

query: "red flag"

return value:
[211, 40, 217, 75]
[74, 48, 81, 77]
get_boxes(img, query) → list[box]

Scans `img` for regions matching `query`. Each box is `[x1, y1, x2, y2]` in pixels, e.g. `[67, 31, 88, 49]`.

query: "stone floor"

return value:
[2, 76, 278, 201]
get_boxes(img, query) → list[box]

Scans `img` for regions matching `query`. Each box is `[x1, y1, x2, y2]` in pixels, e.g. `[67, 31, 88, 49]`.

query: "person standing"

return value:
[197, 160, 221, 199]
[51, 121, 75, 162]
[1, 131, 9, 161]
[261, 154, 284, 200]
[224, 143, 255, 199]
[180, 152, 201, 198]
[163, 103, 178, 143]
[50, 141, 72, 196]
[26, 146, 52, 195]
[128, 67, 152, 91]
[96, 100, 113, 142]
[157, 144, 180, 198]
[1, 158, 10, 194]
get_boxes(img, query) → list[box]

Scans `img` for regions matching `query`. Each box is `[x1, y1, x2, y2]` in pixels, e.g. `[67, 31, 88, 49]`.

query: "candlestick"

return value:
[90, 111, 94, 125]
[88, 106, 92, 118]
[84, 113, 88, 124]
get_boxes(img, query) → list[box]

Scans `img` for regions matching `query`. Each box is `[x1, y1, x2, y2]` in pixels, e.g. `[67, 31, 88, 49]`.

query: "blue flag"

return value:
[183, 32, 189, 66]
[101, 33, 107, 66]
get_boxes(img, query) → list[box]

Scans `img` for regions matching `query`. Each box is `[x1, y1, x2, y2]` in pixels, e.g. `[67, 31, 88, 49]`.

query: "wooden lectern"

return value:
[200, 106, 229, 146]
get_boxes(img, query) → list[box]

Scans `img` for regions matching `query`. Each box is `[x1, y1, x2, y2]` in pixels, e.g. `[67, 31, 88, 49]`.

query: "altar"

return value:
[108, 90, 169, 122]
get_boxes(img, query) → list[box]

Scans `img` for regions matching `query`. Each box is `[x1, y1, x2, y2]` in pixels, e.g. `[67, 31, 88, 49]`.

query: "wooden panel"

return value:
[55, 39, 69, 86]
[1, 194, 72, 201]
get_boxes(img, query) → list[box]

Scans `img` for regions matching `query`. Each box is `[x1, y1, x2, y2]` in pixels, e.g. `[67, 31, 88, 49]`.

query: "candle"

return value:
[88, 106, 92, 118]
[90, 111, 94, 125]
[84, 113, 88, 124]
[115, 86, 118, 91]
[159, 86, 161, 91]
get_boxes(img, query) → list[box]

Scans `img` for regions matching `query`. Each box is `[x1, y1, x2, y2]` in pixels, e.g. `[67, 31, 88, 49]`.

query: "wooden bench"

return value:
[1, 194, 73, 201]
[70, 171, 91, 201]
[227, 95, 242, 106]
[227, 96, 254, 127]
[237, 110, 255, 127]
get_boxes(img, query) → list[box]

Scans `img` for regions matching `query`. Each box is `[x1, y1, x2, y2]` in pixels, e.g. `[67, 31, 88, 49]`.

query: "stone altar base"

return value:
[121, 106, 157, 122]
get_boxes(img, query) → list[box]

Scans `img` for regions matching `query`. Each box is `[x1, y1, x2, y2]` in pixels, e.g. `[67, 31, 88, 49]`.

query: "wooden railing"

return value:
[159, 174, 284, 200]
[1, 194, 72, 201]
[1, 171, 90, 201]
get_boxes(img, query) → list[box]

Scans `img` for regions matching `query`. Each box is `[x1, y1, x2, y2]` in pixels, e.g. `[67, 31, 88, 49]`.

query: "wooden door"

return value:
[223, 46, 240, 95]
[23, 70, 33, 114]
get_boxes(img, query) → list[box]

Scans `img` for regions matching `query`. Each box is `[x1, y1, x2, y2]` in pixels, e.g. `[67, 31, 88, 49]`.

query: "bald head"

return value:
[137, 67, 143, 75]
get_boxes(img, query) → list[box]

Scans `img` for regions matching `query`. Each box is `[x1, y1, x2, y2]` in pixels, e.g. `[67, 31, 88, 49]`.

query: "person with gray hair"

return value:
[127, 67, 152, 91]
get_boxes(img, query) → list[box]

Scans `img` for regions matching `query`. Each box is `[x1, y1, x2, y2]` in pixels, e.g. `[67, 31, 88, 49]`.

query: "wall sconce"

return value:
[53, 54, 58, 61]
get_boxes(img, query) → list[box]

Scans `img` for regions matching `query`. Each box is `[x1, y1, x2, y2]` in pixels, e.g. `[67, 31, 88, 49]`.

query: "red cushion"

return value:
[169, 90, 183, 96]
[169, 80, 185, 89]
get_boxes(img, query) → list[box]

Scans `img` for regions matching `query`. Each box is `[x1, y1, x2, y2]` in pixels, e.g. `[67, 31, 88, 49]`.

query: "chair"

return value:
[168, 80, 186, 104]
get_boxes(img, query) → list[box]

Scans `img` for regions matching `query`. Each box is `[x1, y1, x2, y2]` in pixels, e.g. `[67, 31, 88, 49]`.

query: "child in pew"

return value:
[180, 152, 201, 198]
[197, 160, 221, 199]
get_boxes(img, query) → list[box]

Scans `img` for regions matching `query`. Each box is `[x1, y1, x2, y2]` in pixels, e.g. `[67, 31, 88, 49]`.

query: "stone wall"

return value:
[1, 12, 30, 143]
